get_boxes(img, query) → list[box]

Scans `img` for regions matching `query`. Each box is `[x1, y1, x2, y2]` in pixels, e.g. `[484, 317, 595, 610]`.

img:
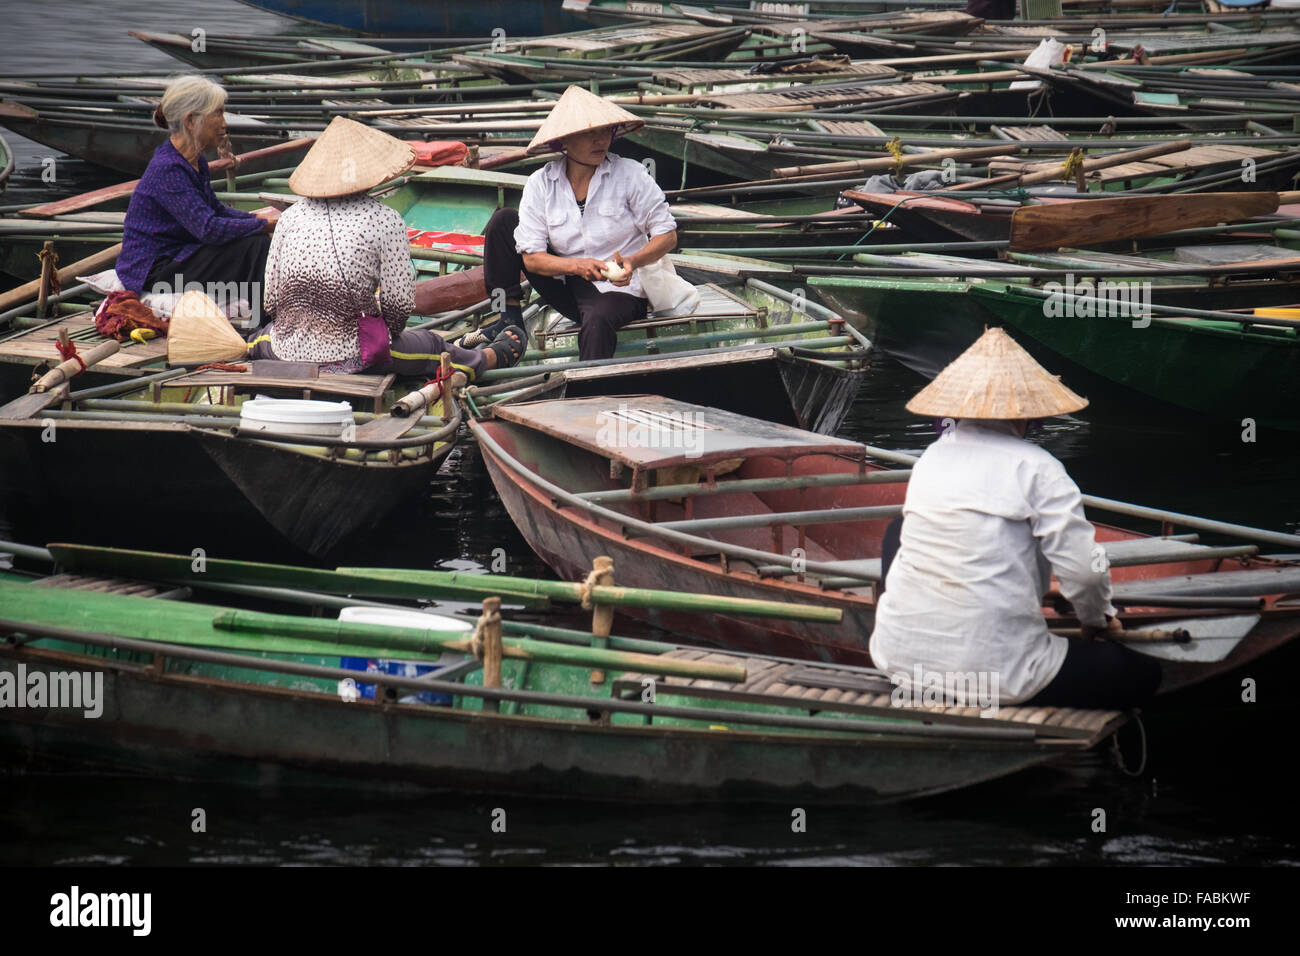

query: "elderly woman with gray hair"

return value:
[116, 75, 276, 304]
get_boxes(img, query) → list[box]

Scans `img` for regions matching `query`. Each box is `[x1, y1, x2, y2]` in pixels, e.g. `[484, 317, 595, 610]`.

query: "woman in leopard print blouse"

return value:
[248, 117, 523, 379]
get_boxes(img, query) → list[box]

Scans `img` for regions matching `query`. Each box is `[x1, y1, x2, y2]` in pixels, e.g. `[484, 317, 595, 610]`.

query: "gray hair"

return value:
[158, 75, 226, 133]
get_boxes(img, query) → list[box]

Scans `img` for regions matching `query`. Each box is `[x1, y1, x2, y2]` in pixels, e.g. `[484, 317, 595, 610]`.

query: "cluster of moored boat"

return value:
[1, 2, 1299, 803]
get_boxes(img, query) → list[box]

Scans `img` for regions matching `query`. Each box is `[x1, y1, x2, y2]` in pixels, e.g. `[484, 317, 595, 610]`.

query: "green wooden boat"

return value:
[473, 272, 871, 434]
[0, 547, 1131, 803]
[807, 242, 1300, 379]
[968, 281, 1300, 431]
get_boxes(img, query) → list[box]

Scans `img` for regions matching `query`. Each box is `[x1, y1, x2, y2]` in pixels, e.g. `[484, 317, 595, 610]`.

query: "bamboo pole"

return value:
[212, 611, 748, 682]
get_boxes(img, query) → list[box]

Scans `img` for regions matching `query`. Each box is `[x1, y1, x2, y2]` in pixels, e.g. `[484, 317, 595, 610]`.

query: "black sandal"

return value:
[487, 325, 527, 369]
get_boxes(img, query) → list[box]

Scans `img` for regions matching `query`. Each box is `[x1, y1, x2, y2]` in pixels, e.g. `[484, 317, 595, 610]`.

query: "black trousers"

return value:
[145, 232, 272, 321]
[484, 207, 646, 361]
[1023, 639, 1162, 710]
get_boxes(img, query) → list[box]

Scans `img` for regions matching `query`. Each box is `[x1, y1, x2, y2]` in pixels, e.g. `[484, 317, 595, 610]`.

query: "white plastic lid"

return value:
[240, 398, 353, 425]
[338, 606, 473, 633]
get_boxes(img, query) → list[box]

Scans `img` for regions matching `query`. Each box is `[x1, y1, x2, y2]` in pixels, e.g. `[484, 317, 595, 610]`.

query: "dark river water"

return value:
[1, 0, 1299, 868]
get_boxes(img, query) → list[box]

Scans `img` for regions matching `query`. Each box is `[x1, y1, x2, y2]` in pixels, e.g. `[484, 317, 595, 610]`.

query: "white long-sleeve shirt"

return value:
[869, 419, 1116, 704]
[513, 153, 677, 299]
[263, 194, 414, 363]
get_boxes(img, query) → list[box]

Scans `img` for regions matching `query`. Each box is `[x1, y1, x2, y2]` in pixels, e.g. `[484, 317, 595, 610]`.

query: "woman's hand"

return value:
[1082, 615, 1124, 641]
[256, 209, 280, 233]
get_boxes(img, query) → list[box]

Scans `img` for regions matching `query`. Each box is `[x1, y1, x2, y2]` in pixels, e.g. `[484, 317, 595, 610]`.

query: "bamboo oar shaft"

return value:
[771, 144, 1019, 180]
[212, 611, 747, 682]
[337, 569, 843, 622]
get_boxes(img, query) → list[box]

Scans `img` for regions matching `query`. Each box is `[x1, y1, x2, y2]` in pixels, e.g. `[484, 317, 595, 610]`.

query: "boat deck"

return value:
[0, 311, 165, 372]
[613, 647, 1126, 742]
[23, 569, 1125, 746]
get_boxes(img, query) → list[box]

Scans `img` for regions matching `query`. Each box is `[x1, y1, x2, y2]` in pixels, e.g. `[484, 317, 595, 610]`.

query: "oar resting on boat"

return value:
[0, 329, 119, 419]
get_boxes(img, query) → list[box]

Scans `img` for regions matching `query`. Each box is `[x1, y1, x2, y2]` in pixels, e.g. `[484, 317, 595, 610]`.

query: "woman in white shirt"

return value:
[249, 117, 524, 379]
[870, 328, 1161, 710]
[473, 85, 678, 361]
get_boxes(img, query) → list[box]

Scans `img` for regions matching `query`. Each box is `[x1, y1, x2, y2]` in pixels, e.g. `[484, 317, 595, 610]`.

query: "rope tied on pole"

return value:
[53, 329, 86, 375]
[886, 137, 905, 177]
[37, 245, 61, 299]
[1061, 147, 1086, 186]
[578, 559, 613, 611]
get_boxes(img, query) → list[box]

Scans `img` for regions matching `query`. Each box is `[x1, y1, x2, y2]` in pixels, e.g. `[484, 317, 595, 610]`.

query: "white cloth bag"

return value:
[637, 256, 700, 318]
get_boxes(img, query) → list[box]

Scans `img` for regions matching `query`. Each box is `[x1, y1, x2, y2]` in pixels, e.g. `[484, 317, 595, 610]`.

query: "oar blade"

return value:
[1124, 614, 1260, 663]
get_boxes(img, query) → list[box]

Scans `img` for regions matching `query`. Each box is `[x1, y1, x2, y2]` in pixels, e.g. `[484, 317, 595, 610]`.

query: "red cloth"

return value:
[408, 141, 469, 167]
[94, 291, 169, 341]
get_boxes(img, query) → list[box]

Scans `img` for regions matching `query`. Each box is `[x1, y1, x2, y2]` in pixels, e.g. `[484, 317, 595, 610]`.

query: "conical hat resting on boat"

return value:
[526, 85, 645, 156]
[288, 116, 416, 198]
[905, 327, 1088, 419]
[166, 290, 247, 365]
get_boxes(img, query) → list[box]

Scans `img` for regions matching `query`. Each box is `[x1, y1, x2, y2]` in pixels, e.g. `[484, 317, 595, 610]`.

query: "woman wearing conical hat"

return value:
[870, 328, 1161, 710]
[468, 86, 678, 360]
[247, 117, 524, 378]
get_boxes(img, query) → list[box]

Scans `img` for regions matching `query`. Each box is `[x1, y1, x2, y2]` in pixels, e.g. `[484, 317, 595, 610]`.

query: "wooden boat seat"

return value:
[165, 368, 396, 413]
[0, 311, 165, 372]
[612, 648, 1125, 740]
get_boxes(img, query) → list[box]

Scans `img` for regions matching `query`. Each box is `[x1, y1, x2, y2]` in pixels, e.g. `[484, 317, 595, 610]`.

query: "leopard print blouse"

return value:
[263, 194, 415, 363]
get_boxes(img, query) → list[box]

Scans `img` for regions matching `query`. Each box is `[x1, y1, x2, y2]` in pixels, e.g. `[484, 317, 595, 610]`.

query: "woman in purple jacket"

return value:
[117, 76, 276, 313]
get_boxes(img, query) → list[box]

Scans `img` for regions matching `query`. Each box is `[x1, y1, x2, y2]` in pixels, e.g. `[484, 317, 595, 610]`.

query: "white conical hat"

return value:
[288, 116, 416, 198]
[526, 85, 645, 156]
[167, 290, 247, 365]
[906, 327, 1088, 419]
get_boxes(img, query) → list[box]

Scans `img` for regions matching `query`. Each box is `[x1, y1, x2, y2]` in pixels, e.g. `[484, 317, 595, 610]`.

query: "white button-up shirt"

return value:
[869, 420, 1117, 705]
[513, 153, 677, 298]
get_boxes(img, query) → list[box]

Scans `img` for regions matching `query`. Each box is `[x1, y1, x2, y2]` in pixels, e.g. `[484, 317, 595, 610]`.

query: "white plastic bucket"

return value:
[336, 607, 473, 705]
[239, 398, 354, 438]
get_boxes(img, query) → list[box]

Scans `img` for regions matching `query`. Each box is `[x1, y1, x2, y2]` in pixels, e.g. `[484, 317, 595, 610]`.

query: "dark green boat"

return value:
[0, 544, 1130, 803]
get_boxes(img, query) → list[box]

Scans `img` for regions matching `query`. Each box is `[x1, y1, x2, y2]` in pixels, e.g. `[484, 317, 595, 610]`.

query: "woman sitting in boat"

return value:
[115, 75, 275, 308]
[870, 328, 1162, 711]
[246, 116, 524, 378]
[469, 85, 678, 361]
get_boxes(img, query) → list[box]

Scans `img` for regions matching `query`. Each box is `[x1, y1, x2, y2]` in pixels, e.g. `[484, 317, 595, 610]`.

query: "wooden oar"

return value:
[0, 333, 119, 419]
[20, 137, 316, 219]
[1051, 627, 1191, 643]
[944, 138, 1194, 193]
[1009, 192, 1282, 252]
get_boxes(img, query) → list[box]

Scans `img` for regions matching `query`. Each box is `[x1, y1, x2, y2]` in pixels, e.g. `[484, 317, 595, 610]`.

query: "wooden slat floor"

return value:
[615, 648, 1124, 740]
[33, 573, 169, 598]
[0, 312, 165, 369]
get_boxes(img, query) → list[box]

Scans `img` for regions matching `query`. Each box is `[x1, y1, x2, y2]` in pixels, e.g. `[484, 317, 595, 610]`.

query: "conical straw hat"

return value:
[288, 116, 416, 198]
[167, 290, 248, 365]
[526, 85, 645, 156]
[905, 327, 1088, 419]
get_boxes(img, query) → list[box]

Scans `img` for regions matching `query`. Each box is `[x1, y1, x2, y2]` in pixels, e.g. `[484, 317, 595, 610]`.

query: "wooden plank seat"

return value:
[612, 648, 1124, 740]
[165, 368, 396, 412]
[0, 311, 166, 372]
